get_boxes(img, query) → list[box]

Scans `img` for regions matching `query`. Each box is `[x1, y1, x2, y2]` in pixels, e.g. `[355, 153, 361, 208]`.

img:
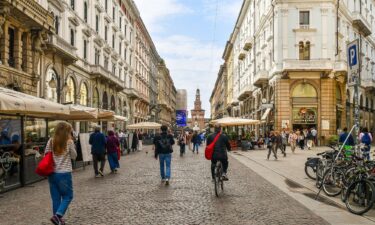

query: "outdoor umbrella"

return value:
[210, 117, 260, 127]
[0, 87, 69, 116]
[127, 122, 162, 130]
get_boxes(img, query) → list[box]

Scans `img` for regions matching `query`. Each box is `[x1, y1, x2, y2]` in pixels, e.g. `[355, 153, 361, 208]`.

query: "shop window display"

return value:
[0, 116, 22, 192]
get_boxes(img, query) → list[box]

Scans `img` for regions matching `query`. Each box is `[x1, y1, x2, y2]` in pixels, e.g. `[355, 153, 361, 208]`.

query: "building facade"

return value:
[157, 59, 176, 126]
[214, 0, 375, 142]
[191, 89, 205, 130]
[176, 89, 188, 111]
[0, 0, 175, 131]
[210, 65, 226, 119]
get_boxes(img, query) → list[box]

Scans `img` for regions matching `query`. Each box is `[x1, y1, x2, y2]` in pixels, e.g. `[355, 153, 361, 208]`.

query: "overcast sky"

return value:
[133, 0, 242, 117]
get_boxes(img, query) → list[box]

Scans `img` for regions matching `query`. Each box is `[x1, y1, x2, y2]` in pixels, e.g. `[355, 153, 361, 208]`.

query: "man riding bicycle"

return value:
[207, 124, 231, 180]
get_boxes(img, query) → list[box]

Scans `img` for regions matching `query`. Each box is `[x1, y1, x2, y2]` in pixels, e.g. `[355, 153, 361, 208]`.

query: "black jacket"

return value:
[206, 132, 231, 160]
[154, 132, 175, 156]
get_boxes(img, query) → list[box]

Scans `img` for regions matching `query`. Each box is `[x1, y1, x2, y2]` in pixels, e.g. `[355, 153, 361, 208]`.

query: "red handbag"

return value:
[35, 151, 54, 177]
[205, 132, 221, 160]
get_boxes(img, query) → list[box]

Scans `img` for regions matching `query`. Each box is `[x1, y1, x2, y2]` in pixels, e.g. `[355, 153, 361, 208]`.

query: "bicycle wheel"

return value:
[322, 169, 342, 197]
[214, 162, 223, 197]
[305, 164, 317, 180]
[345, 179, 375, 215]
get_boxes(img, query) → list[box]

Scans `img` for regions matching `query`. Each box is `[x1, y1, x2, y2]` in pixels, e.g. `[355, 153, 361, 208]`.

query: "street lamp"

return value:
[48, 76, 68, 103]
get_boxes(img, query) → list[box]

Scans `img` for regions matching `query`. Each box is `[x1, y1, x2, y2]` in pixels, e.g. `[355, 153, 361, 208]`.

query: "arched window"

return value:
[79, 83, 88, 106]
[93, 88, 99, 108]
[65, 77, 76, 103]
[102, 91, 108, 109]
[46, 68, 58, 103]
[84, 2, 88, 22]
[292, 83, 317, 98]
[123, 101, 128, 117]
[110, 95, 116, 111]
[366, 97, 369, 109]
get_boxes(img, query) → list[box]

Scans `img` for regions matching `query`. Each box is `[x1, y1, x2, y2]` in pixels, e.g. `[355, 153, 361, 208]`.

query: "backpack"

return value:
[158, 135, 172, 152]
[362, 133, 371, 145]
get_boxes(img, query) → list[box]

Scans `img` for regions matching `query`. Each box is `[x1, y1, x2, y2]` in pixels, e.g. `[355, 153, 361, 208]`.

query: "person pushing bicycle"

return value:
[207, 124, 231, 180]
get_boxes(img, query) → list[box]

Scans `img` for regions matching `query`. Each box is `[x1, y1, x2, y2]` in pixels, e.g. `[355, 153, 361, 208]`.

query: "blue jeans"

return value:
[193, 143, 199, 152]
[107, 152, 120, 171]
[363, 145, 371, 160]
[48, 172, 73, 216]
[159, 153, 171, 179]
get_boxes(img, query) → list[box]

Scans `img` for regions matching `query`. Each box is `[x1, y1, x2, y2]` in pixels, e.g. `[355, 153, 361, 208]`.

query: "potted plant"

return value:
[229, 131, 238, 149]
[328, 135, 338, 146]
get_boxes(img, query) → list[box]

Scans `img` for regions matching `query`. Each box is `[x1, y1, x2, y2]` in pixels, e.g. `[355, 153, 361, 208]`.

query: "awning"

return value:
[100, 115, 128, 121]
[261, 108, 271, 121]
[210, 117, 260, 126]
[0, 87, 69, 116]
[127, 122, 162, 130]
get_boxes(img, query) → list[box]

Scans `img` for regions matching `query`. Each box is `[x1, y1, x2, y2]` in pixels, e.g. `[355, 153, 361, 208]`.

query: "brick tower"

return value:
[190, 89, 205, 130]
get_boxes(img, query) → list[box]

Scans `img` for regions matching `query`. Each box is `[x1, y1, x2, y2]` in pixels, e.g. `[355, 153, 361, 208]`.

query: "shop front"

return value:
[292, 107, 317, 130]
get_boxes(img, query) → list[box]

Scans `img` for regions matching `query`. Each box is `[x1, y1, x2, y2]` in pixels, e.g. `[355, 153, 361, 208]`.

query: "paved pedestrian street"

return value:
[0, 145, 329, 225]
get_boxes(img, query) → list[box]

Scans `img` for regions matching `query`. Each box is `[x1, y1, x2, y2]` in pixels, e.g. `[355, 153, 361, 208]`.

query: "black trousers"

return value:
[92, 153, 106, 175]
[211, 158, 229, 179]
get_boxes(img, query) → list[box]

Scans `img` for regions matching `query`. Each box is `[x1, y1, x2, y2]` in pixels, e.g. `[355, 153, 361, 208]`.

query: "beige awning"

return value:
[210, 117, 260, 127]
[100, 115, 128, 121]
[127, 122, 162, 130]
[0, 87, 69, 116]
[261, 108, 271, 121]
[61, 104, 99, 120]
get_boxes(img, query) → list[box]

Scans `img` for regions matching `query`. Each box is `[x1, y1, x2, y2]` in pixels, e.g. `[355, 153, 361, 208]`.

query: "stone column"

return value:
[320, 77, 336, 143]
[24, 32, 33, 74]
[0, 20, 9, 66]
[14, 28, 22, 70]
[275, 78, 290, 132]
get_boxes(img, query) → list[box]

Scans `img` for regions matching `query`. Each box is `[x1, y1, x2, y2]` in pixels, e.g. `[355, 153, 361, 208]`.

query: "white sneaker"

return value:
[165, 179, 170, 185]
[222, 173, 229, 181]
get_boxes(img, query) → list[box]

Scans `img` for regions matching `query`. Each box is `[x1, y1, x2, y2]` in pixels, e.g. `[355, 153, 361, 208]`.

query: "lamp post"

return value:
[48, 75, 68, 103]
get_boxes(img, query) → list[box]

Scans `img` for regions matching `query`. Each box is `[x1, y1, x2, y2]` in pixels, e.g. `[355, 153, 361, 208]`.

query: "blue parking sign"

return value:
[347, 40, 359, 72]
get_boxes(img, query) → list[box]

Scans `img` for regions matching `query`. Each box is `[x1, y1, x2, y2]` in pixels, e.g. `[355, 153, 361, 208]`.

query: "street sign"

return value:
[347, 40, 359, 74]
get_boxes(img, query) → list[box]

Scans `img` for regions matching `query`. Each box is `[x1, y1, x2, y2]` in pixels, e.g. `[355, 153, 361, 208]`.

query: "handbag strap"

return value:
[212, 132, 221, 145]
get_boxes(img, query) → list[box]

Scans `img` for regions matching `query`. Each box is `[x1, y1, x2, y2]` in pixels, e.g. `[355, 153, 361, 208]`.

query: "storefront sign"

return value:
[292, 108, 317, 124]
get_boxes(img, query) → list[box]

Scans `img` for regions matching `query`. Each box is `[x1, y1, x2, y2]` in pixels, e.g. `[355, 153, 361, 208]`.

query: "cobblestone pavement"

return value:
[0, 145, 329, 225]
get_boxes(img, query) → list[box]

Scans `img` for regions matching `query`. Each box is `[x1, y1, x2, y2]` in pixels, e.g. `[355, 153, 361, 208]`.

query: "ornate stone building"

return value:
[157, 60, 176, 126]
[213, 0, 375, 142]
[191, 89, 205, 130]
[0, 0, 175, 131]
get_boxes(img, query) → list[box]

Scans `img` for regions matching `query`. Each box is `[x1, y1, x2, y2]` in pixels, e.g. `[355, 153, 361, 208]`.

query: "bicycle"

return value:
[213, 161, 224, 197]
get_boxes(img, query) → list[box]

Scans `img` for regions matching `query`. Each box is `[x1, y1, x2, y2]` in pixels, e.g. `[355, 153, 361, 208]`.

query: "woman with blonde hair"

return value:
[45, 122, 77, 225]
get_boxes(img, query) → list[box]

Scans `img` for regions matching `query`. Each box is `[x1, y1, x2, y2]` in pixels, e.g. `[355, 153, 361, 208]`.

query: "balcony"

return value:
[283, 59, 333, 72]
[362, 79, 375, 92]
[243, 37, 253, 51]
[238, 51, 246, 60]
[91, 65, 124, 91]
[253, 70, 269, 87]
[238, 85, 253, 101]
[46, 35, 77, 64]
[124, 88, 139, 99]
[3, 0, 54, 31]
[352, 12, 372, 37]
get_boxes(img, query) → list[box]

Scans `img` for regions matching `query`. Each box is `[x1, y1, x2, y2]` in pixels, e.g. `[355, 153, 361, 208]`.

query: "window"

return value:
[124, 48, 127, 61]
[55, 16, 60, 35]
[104, 56, 109, 70]
[299, 11, 309, 28]
[65, 77, 76, 103]
[113, 7, 115, 20]
[299, 41, 310, 60]
[93, 88, 99, 108]
[8, 28, 15, 67]
[119, 17, 122, 31]
[71, 0, 75, 10]
[83, 40, 87, 60]
[46, 69, 58, 102]
[95, 49, 100, 65]
[70, 29, 75, 46]
[119, 68, 122, 78]
[124, 25, 127, 37]
[119, 42, 122, 55]
[112, 34, 115, 48]
[105, 26, 108, 41]
[96, 15, 99, 32]
[84, 2, 88, 22]
[79, 83, 88, 106]
[112, 65, 116, 75]
[105, 0, 108, 12]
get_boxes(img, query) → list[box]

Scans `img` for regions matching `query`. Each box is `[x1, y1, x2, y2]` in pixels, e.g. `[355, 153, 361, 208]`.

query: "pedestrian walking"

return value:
[178, 132, 187, 156]
[192, 131, 201, 154]
[89, 125, 107, 177]
[297, 130, 305, 150]
[306, 129, 314, 150]
[131, 131, 138, 152]
[187, 131, 192, 150]
[106, 130, 120, 173]
[359, 127, 373, 160]
[267, 131, 277, 160]
[45, 122, 77, 225]
[138, 131, 143, 151]
[275, 131, 286, 157]
[288, 131, 298, 153]
[154, 125, 175, 185]
[281, 130, 288, 154]
[311, 127, 318, 146]
[303, 128, 308, 148]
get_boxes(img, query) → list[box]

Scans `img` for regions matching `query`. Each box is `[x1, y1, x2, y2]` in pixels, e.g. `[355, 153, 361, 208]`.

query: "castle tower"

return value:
[190, 89, 205, 130]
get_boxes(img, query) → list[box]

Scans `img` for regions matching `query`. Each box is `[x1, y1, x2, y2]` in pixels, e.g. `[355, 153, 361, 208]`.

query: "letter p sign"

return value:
[347, 40, 359, 72]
